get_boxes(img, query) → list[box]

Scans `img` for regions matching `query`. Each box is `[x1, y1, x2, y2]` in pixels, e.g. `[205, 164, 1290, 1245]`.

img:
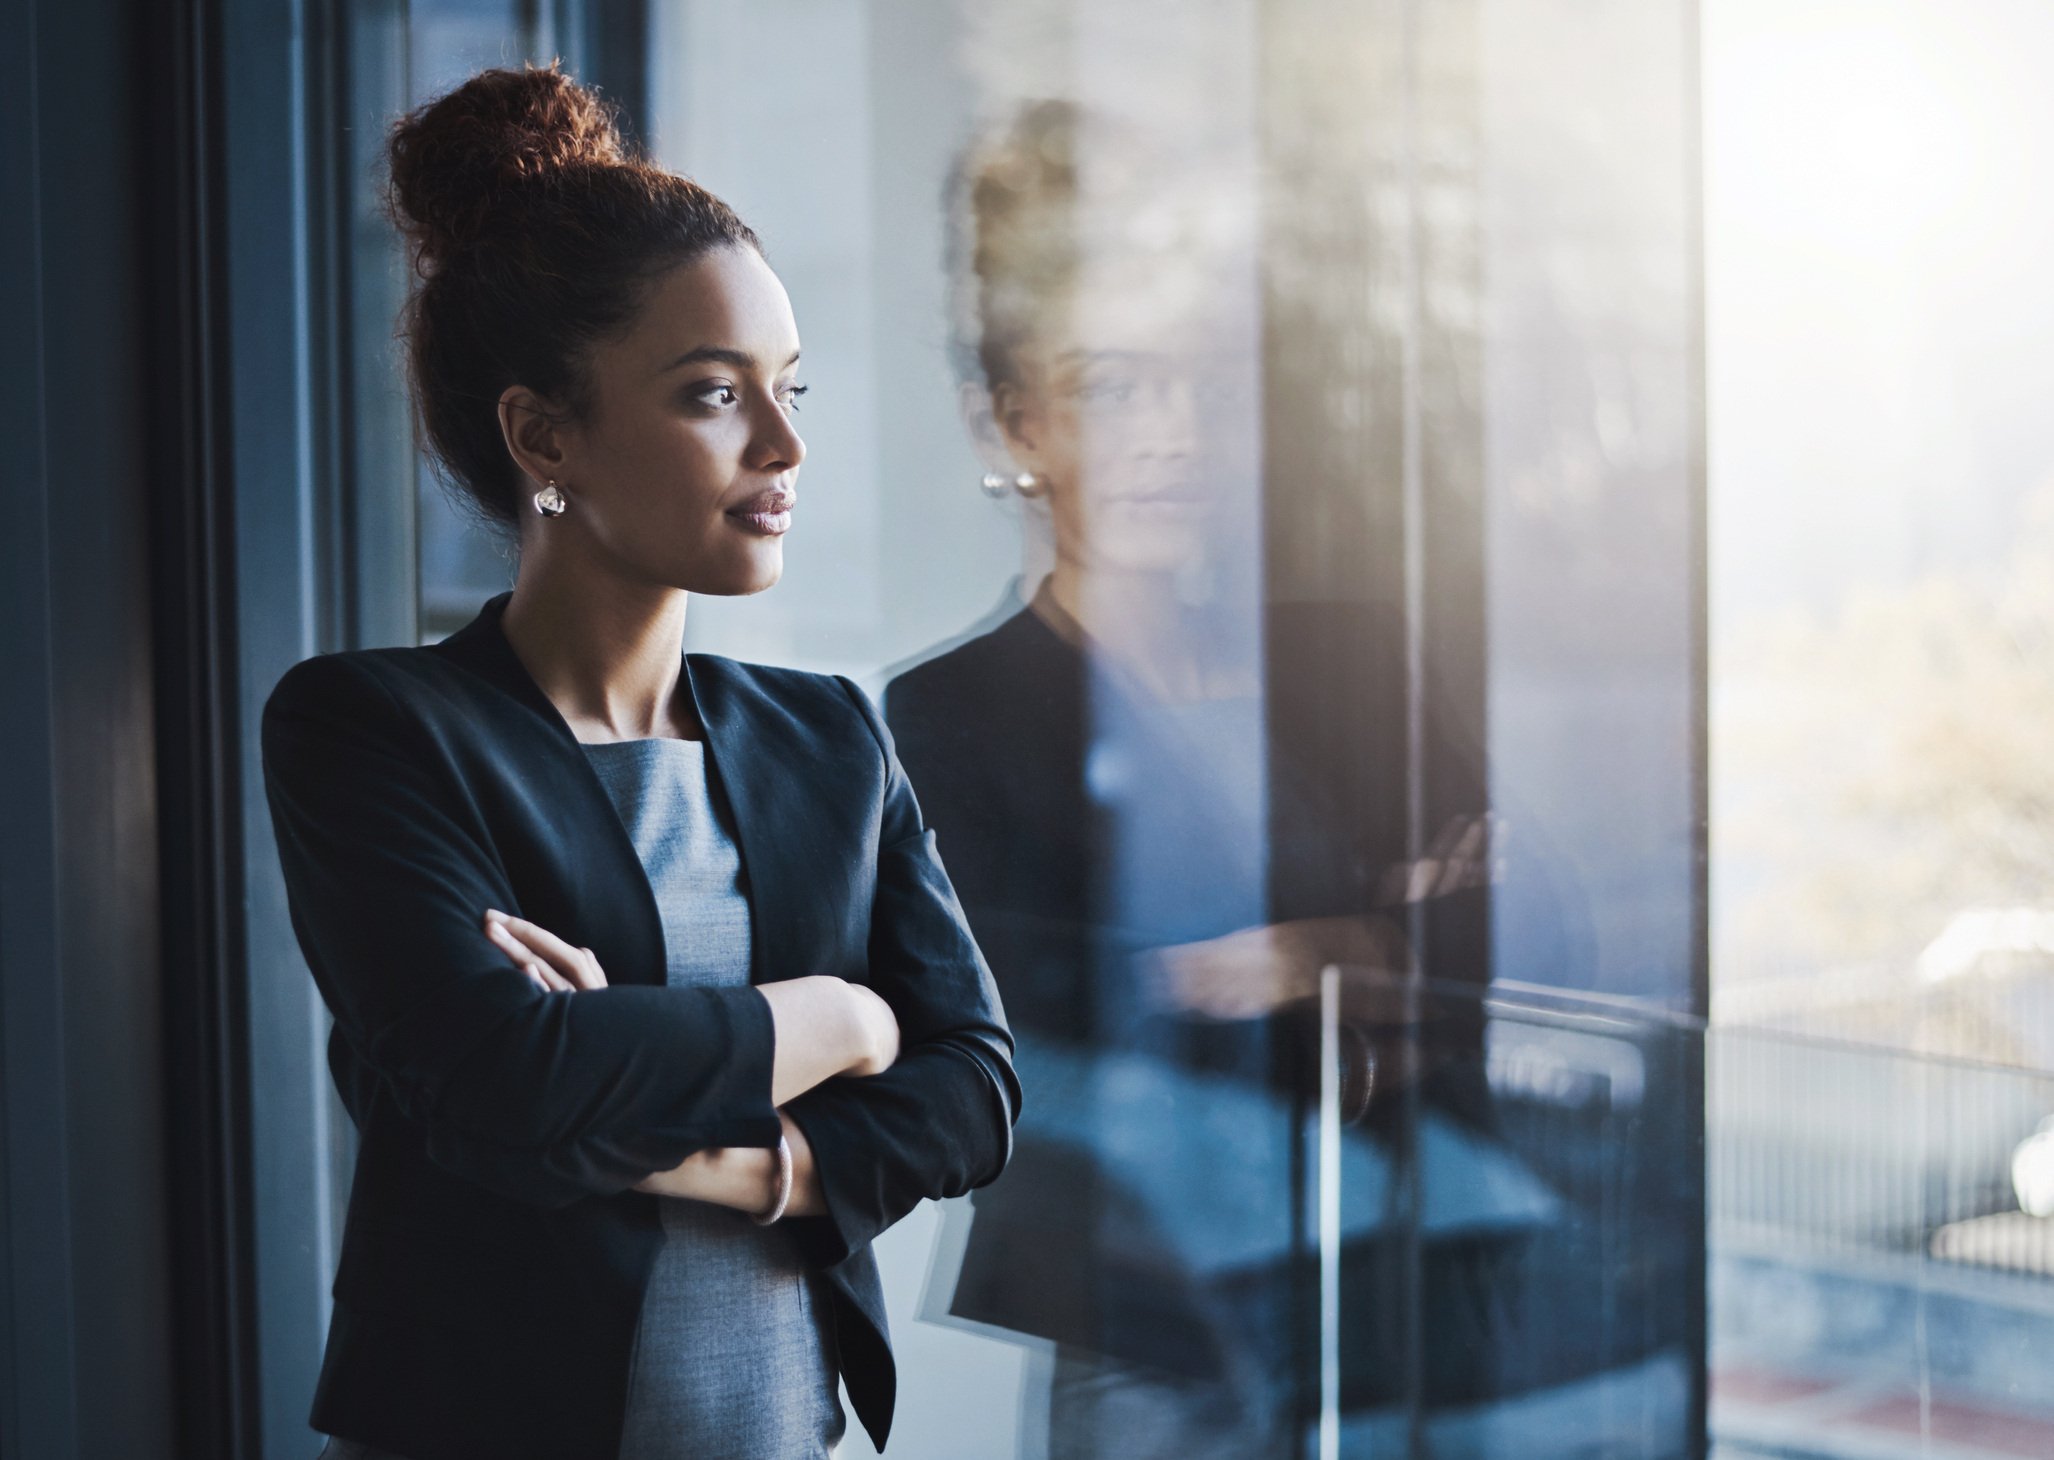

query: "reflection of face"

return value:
[556, 245, 808, 596]
[994, 275, 1239, 577]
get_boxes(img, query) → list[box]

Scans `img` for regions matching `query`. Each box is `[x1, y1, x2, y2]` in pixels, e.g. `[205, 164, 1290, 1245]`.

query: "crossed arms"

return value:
[260, 655, 1019, 1269]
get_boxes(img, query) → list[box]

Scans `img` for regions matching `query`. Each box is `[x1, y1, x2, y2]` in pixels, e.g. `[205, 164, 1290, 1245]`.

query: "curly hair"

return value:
[382, 60, 762, 534]
[941, 98, 1238, 398]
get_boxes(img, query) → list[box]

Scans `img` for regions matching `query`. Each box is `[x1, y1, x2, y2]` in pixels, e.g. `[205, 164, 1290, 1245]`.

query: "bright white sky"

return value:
[1705, 0, 2054, 642]
[1705, 0, 2054, 986]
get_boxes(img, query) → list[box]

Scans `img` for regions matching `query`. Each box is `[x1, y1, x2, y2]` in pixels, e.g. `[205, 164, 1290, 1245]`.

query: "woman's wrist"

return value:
[751, 1133, 794, 1224]
[837, 982, 899, 1077]
[777, 1108, 826, 1218]
[757, 975, 895, 1103]
[628, 1110, 824, 1218]
[631, 1142, 770, 1208]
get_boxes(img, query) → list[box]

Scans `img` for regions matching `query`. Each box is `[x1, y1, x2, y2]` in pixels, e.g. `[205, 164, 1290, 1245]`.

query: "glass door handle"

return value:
[1318, 963, 1342, 1460]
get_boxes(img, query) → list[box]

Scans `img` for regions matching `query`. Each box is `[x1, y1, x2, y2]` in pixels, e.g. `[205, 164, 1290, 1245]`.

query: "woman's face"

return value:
[991, 271, 1231, 578]
[544, 244, 808, 596]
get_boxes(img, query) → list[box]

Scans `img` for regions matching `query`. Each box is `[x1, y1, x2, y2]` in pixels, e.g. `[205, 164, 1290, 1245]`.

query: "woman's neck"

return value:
[1035, 560, 1231, 703]
[499, 566, 701, 741]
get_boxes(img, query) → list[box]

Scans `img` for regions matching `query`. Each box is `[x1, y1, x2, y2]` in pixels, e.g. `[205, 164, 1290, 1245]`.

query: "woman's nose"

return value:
[750, 398, 806, 472]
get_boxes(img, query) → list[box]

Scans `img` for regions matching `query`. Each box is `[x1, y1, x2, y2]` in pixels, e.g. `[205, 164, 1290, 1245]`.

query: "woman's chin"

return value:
[676, 549, 783, 598]
[1086, 541, 1207, 578]
[731, 550, 786, 597]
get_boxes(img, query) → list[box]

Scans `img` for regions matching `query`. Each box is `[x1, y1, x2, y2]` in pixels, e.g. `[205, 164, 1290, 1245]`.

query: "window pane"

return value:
[646, 2, 1704, 1456]
[1708, 1, 2054, 1455]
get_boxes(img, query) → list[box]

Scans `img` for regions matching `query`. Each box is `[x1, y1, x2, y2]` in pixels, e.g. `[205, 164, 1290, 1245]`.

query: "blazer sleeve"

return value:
[260, 652, 784, 1210]
[776, 676, 1023, 1270]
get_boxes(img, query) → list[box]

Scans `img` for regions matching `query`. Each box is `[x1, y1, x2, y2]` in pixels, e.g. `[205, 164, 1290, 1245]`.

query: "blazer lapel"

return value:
[692, 645, 883, 988]
[427, 591, 673, 991]
[427, 589, 842, 993]
[684, 654, 848, 990]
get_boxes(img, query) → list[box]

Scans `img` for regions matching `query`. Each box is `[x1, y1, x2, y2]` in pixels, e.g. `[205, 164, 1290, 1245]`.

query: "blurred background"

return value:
[7, 0, 2054, 1456]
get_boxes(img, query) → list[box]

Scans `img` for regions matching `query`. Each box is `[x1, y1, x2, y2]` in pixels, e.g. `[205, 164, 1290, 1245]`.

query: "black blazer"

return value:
[883, 590, 1537, 1390]
[884, 590, 1622, 1410]
[259, 588, 1020, 1460]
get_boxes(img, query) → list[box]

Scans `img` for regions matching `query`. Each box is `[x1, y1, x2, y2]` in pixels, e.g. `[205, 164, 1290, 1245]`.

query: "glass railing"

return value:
[880, 980, 2054, 1458]
[1709, 1026, 2054, 1459]
[892, 972, 1708, 1459]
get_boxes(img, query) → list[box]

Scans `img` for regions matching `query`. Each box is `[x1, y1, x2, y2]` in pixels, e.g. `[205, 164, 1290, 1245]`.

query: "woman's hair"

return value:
[382, 60, 760, 533]
[942, 98, 1236, 398]
[943, 98, 1084, 396]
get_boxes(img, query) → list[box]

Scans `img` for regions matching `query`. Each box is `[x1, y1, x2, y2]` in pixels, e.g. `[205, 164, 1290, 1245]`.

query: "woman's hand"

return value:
[484, 908, 899, 1086]
[1151, 913, 1473, 1116]
[481, 910, 895, 1102]
[1142, 814, 1504, 1021]
[1372, 812, 1507, 908]
[1149, 912, 1417, 1020]
[631, 1109, 828, 1218]
[840, 982, 900, 1077]
[482, 908, 609, 993]
[482, 911, 888, 1211]
[753, 977, 900, 1103]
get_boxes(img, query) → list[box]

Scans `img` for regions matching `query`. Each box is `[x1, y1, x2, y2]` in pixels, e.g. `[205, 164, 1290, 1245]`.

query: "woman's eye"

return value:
[694, 384, 739, 408]
[780, 384, 810, 413]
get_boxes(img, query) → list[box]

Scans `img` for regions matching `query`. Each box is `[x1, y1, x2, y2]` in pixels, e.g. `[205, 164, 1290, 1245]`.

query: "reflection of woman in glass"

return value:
[884, 101, 1530, 1457]
[262, 64, 1017, 1460]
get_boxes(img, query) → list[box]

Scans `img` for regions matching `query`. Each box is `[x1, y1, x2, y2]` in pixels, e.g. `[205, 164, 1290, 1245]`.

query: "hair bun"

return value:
[384, 59, 627, 273]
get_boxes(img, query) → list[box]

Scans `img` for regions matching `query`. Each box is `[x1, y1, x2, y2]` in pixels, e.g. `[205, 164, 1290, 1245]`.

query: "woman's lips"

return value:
[731, 509, 792, 535]
[727, 490, 795, 537]
[1105, 492, 1212, 519]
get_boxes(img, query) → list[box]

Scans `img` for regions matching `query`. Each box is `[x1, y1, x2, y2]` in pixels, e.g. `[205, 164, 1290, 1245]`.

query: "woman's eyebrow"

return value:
[658, 345, 803, 375]
[1049, 348, 1166, 379]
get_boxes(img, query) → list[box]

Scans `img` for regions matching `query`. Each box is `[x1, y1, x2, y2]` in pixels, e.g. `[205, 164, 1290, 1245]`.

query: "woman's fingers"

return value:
[1372, 812, 1510, 906]
[483, 916, 534, 972]
[1436, 812, 1509, 895]
[487, 911, 586, 976]
[1422, 813, 1473, 864]
[1434, 815, 1489, 896]
[482, 910, 609, 991]
[484, 918, 562, 991]
[1151, 924, 1318, 1019]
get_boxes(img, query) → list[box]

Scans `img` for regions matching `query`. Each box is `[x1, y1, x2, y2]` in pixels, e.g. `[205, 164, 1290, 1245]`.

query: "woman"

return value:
[884, 100, 1587, 1457]
[262, 63, 1018, 1460]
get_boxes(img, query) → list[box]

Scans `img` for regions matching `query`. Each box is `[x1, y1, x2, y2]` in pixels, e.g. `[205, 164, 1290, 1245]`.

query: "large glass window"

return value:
[1706, 2, 2054, 1454]
[638, 3, 1703, 1456]
[350, 2, 2054, 1456]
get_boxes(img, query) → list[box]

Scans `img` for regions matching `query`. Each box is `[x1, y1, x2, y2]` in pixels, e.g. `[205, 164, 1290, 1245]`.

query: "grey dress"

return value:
[583, 735, 846, 1460]
[315, 735, 844, 1460]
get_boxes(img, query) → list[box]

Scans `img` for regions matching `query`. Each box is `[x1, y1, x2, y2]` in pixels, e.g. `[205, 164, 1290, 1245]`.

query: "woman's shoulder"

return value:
[686, 653, 888, 756]
[257, 649, 468, 801]
[264, 642, 490, 729]
[883, 606, 1072, 716]
[686, 652, 860, 708]
[264, 645, 416, 720]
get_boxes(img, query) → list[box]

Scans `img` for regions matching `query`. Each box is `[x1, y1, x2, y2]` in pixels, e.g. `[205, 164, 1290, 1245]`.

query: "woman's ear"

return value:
[979, 377, 1049, 478]
[957, 378, 1014, 476]
[497, 383, 572, 488]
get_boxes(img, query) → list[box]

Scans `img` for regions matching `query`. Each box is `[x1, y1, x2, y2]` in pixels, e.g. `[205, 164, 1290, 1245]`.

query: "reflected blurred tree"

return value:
[1717, 477, 2054, 1013]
